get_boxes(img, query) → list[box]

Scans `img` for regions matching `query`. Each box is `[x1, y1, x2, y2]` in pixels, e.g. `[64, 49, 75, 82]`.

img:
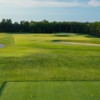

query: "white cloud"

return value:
[0, 0, 100, 8]
[0, 0, 82, 7]
[88, 0, 100, 7]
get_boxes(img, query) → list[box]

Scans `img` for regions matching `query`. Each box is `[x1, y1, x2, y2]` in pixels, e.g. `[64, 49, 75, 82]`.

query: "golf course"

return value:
[0, 33, 100, 100]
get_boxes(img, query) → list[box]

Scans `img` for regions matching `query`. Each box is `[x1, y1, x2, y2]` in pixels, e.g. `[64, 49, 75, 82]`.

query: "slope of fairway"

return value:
[0, 81, 100, 100]
[0, 33, 100, 86]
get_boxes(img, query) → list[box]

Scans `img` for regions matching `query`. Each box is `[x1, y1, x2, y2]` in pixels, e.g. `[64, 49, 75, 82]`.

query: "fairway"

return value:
[0, 33, 100, 99]
[0, 81, 100, 100]
[0, 33, 100, 86]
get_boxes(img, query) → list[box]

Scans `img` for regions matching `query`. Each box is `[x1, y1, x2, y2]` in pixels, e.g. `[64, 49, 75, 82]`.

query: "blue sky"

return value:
[0, 0, 100, 22]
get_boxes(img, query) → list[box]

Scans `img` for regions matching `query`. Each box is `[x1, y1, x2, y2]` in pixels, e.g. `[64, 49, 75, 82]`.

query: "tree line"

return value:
[0, 19, 100, 37]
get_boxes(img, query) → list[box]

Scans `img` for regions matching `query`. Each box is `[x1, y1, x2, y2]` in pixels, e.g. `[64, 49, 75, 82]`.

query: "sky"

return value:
[0, 0, 100, 22]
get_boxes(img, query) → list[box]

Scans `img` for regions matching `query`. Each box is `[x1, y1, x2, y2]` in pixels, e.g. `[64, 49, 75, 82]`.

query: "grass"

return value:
[0, 33, 100, 86]
[0, 33, 100, 99]
[0, 81, 100, 100]
[0, 33, 14, 46]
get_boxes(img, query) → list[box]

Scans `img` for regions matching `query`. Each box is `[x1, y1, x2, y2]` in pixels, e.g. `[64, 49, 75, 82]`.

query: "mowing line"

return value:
[11, 34, 16, 45]
[0, 82, 7, 96]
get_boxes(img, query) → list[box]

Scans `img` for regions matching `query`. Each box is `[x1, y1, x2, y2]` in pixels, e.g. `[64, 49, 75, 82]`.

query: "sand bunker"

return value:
[57, 42, 100, 46]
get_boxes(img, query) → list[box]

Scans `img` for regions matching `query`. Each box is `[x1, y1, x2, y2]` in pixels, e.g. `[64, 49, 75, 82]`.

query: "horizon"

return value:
[0, 18, 100, 23]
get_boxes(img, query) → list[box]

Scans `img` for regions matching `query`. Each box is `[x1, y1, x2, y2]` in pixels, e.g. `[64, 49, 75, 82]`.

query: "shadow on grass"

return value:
[52, 40, 68, 42]
[85, 35, 100, 38]
[75, 33, 100, 38]
[52, 40, 62, 42]
[0, 81, 7, 96]
[54, 34, 70, 37]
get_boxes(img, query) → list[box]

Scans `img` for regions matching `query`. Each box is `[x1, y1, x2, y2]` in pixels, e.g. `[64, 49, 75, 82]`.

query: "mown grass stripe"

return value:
[0, 82, 100, 100]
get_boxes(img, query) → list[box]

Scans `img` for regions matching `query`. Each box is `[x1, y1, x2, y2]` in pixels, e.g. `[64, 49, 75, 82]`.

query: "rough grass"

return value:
[0, 33, 100, 86]
[0, 33, 14, 46]
[0, 81, 100, 100]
